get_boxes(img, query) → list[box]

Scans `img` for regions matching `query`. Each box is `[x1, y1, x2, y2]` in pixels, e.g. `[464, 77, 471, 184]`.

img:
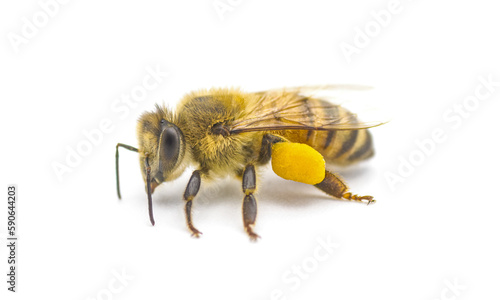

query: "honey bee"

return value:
[116, 86, 384, 240]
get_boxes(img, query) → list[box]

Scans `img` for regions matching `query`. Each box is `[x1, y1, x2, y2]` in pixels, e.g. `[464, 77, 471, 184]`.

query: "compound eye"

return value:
[162, 126, 180, 161]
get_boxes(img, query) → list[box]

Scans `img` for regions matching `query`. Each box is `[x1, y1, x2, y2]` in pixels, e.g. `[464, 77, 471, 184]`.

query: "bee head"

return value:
[137, 105, 187, 185]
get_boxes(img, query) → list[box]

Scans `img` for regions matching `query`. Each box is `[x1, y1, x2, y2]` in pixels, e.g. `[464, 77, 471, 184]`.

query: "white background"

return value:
[1, 0, 499, 299]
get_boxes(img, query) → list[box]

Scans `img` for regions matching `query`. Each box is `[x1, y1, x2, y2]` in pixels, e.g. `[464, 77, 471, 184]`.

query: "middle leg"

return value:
[242, 164, 260, 241]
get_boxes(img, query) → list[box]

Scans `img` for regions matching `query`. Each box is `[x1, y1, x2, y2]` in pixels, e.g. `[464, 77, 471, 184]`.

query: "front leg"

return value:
[242, 164, 260, 241]
[184, 170, 202, 237]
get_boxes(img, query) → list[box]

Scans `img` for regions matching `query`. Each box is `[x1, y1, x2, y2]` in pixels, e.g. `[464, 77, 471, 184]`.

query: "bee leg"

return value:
[315, 171, 376, 205]
[242, 164, 260, 241]
[183, 170, 202, 237]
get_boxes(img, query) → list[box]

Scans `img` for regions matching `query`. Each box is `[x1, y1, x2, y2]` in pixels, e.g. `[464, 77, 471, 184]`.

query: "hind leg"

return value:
[266, 136, 376, 205]
[315, 170, 375, 204]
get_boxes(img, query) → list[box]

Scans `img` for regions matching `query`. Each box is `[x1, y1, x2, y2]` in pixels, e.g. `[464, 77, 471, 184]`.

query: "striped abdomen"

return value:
[276, 98, 374, 166]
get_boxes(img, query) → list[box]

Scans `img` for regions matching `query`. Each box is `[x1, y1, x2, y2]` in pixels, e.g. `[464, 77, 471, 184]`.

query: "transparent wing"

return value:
[229, 89, 386, 134]
[254, 84, 373, 95]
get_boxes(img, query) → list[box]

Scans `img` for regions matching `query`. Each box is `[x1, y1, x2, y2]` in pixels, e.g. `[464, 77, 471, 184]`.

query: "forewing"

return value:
[229, 90, 385, 134]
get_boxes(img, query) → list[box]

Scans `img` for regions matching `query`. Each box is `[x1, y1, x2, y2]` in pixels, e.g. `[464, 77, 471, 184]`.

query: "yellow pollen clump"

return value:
[271, 142, 326, 185]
